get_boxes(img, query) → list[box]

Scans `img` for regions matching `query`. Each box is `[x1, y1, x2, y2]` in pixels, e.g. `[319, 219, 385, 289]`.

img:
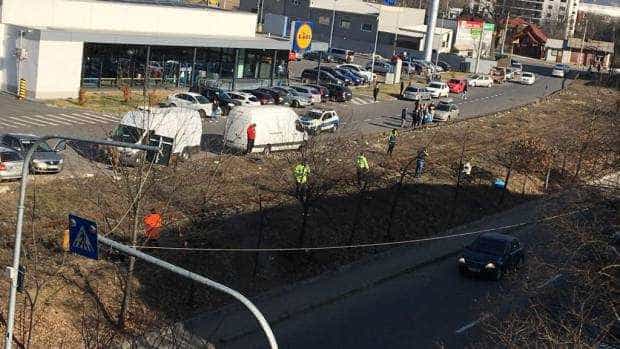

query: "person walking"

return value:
[143, 208, 163, 246]
[410, 106, 418, 128]
[246, 123, 256, 154]
[373, 83, 380, 103]
[293, 161, 310, 200]
[462, 81, 468, 100]
[355, 152, 370, 186]
[400, 107, 407, 127]
[211, 97, 221, 122]
[415, 147, 428, 178]
[400, 80, 405, 96]
[387, 129, 397, 156]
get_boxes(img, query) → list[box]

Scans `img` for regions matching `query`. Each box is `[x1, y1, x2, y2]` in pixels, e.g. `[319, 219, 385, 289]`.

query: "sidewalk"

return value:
[134, 197, 549, 348]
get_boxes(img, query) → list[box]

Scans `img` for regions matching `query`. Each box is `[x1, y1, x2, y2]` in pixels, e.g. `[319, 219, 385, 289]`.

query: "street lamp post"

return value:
[370, 13, 380, 82]
[3, 136, 159, 349]
[329, 0, 337, 48]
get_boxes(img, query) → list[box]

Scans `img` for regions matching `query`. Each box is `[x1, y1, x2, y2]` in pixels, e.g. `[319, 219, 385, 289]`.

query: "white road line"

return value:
[82, 112, 119, 122]
[0, 118, 28, 127]
[454, 314, 490, 334]
[78, 112, 117, 122]
[68, 112, 111, 123]
[8, 116, 41, 126]
[538, 273, 562, 288]
[17, 115, 60, 126]
[42, 114, 78, 125]
[57, 113, 97, 124]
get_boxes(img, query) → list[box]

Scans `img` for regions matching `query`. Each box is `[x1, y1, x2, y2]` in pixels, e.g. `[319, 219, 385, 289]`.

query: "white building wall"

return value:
[0, 24, 41, 98]
[1, 0, 257, 37]
[34, 40, 83, 99]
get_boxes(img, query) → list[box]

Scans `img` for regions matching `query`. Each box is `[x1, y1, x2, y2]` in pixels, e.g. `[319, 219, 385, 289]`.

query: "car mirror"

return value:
[54, 140, 67, 152]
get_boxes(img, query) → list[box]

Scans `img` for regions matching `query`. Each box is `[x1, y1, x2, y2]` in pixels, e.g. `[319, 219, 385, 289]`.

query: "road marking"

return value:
[42, 114, 77, 125]
[58, 113, 97, 124]
[17, 115, 60, 126]
[68, 112, 112, 123]
[538, 273, 562, 288]
[0, 119, 23, 128]
[8, 116, 41, 126]
[83, 112, 119, 122]
[454, 314, 490, 334]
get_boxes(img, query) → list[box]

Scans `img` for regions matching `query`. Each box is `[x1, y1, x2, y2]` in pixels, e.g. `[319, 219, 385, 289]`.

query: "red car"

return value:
[447, 78, 467, 93]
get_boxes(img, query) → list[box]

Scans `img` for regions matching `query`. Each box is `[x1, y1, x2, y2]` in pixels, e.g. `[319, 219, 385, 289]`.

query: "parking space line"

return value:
[82, 112, 119, 122]
[69, 112, 112, 123]
[18, 115, 60, 126]
[43, 114, 79, 125]
[57, 113, 97, 124]
[8, 116, 42, 126]
[0, 119, 23, 128]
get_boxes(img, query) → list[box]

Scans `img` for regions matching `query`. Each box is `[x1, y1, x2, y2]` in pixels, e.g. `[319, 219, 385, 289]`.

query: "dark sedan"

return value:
[322, 83, 352, 102]
[0, 133, 64, 174]
[199, 87, 239, 115]
[303, 51, 334, 62]
[457, 233, 525, 280]
[318, 67, 353, 85]
[241, 89, 275, 105]
[255, 88, 289, 105]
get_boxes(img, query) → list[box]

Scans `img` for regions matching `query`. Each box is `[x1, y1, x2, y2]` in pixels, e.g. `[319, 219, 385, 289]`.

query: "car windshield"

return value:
[248, 96, 259, 102]
[429, 83, 442, 88]
[111, 125, 143, 144]
[306, 111, 322, 119]
[554, 64, 564, 69]
[523, 73, 533, 77]
[436, 103, 451, 111]
[470, 75, 480, 79]
[195, 95, 210, 104]
[405, 87, 419, 92]
[0, 151, 22, 162]
[19, 139, 53, 152]
[448, 79, 460, 84]
[469, 237, 507, 255]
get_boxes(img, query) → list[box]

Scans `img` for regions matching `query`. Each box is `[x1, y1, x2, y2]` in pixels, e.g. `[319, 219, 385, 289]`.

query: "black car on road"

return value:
[322, 83, 352, 102]
[457, 233, 525, 280]
[301, 69, 344, 86]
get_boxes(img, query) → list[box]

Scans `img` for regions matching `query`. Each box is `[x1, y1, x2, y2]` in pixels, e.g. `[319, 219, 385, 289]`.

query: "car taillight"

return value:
[0, 163, 5, 171]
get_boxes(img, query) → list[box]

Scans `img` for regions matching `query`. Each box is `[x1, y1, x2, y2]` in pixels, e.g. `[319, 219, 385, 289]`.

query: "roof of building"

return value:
[390, 24, 453, 36]
[545, 38, 564, 49]
[578, 2, 620, 17]
[567, 37, 614, 53]
[309, 0, 380, 15]
[513, 25, 547, 44]
[35, 27, 291, 50]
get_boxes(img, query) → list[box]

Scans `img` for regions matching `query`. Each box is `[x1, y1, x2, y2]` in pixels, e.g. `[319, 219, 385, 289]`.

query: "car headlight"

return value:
[458, 257, 466, 264]
[485, 262, 496, 269]
[32, 159, 44, 163]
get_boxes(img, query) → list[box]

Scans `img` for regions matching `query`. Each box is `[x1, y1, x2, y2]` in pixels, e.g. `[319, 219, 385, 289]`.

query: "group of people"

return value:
[400, 101, 436, 128]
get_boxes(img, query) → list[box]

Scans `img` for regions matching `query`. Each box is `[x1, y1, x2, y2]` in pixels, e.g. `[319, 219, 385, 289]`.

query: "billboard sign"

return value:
[455, 21, 495, 56]
[290, 20, 313, 53]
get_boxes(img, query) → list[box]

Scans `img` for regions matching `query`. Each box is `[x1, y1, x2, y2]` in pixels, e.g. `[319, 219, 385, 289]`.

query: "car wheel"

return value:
[199, 109, 207, 119]
[262, 144, 272, 156]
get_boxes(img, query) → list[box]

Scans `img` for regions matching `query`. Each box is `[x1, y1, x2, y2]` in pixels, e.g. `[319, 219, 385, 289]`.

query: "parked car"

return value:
[256, 88, 288, 105]
[337, 64, 373, 81]
[366, 61, 392, 74]
[334, 68, 363, 85]
[0, 133, 64, 174]
[401, 61, 417, 74]
[520, 71, 536, 85]
[467, 74, 494, 87]
[317, 67, 353, 85]
[401, 86, 432, 101]
[166, 92, 213, 118]
[225, 106, 307, 155]
[505, 67, 518, 80]
[200, 87, 238, 115]
[447, 78, 467, 93]
[290, 85, 322, 104]
[303, 50, 334, 62]
[552, 64, 568, 78]
[338, 67, 368, 84]
[322, 83, 352, 102]
[227, 91, 261, 107]
[511, 60, 523, 72]
[433, 99, 459, 121]
[270, 86, 311, 108]
[426, 81, 450, 98]
[241, 89, 276, 105]
[0, 146, 23, 181]
[297, 109, 340, 134]
[457, 233, 525, 280]
[328, 48, 355, 63]
[437, 60, 452, 71]
[301, 69, 344, 86]
[304, 84, 330, 102]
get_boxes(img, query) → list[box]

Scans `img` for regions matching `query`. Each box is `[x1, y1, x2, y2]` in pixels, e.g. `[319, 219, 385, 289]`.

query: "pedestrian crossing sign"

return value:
[68, 214, 98, 260]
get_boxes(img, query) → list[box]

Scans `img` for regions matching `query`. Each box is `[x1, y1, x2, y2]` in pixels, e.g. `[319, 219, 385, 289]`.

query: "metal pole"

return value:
[392, 9, 401, 56]
[370, 14, 380, 82]
[98, 235, 278, 349]
[4, 136, 158, 349]
[17, 30, 24, 97]
[578, 18, 588, 71]
[500, 12, 509, 55]
[435, 0, 447, 67]
[423, 0, 440, 61]
[143, 45, 151, 97]
[329, 0, 337, 48]
[474, 24, 485, 73]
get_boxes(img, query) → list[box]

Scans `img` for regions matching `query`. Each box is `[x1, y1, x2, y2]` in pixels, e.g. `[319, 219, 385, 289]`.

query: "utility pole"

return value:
[435, 0, 448, 67]
[423, 0, 440, 61]
[329, 0, 337, 48]
[392, 8, 401, 56]
[500, 12, 510, 55]
[577, 17, 588, 70]
[474, 23, 485, 73]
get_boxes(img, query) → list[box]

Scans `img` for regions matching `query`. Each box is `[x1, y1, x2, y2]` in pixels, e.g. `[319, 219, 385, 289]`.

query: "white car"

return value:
[228, 91, 261, 106]
[520, 72, 536, 85]
[552, 64, 568, 78]
[425, 81, 450, 98]
[467, 74, 494, 87]
[166, 92, 213, 118]
[337, 64, 373, 81]
[290, 86, 322, 104]
[297, 109, 340, 134]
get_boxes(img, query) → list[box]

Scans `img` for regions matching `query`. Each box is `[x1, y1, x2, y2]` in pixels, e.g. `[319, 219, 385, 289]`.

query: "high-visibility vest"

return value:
[144, 213, 163, 239]
[388, 131, 397, 144]
[294, 164, 309, 184]
[356, 155, 369, 170]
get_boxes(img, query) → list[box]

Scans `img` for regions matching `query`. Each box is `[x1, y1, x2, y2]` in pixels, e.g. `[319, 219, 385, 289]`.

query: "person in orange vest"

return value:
[144, 208, 163, 245]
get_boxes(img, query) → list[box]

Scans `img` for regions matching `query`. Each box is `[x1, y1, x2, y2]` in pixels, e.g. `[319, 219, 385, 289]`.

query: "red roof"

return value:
[504, 17, 529, 27]
[528, 25, 548, 43]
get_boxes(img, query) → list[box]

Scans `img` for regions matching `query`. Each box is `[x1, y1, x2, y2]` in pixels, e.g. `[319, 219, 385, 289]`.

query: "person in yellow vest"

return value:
[355, 152, 369, 186]
[293, 161, 310, 199]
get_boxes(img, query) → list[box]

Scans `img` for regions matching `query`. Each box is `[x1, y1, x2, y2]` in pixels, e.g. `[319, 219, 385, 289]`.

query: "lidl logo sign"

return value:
[291, 21, 313, 53]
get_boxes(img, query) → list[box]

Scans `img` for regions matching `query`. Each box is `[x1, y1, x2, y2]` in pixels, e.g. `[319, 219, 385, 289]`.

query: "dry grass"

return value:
[45, 89, 171, 114]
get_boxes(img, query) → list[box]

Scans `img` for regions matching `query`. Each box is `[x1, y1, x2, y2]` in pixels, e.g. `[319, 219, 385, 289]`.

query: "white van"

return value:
[110, 107, 203, 165]
[225, 105, 307, 155]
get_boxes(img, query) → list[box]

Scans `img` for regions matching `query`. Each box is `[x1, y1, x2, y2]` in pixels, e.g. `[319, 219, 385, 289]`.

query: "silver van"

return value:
[328, 48, 354, 63]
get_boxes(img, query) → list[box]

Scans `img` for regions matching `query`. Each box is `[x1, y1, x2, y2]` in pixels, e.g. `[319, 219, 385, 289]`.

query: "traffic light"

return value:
[17, 266, 26, 293]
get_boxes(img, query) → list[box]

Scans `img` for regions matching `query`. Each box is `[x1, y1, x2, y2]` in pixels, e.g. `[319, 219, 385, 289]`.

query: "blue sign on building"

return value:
[383, 0, 396, 5]
[290, 20, 314, 53]
[69, 214, 98, 260]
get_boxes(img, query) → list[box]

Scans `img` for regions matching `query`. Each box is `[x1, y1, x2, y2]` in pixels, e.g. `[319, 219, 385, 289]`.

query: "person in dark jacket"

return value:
[400, 107, 407, 127]
[373, 83, 380, 103]
[415, 147, 428, 178]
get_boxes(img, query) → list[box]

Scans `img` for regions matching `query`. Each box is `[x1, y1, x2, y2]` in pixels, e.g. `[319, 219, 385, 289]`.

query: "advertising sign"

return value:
[455, 21, 495, 56]
[290, 21, 313, 53]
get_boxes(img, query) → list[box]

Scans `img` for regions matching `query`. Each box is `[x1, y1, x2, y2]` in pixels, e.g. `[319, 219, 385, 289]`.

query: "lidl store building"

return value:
[0, 0, 292, 99]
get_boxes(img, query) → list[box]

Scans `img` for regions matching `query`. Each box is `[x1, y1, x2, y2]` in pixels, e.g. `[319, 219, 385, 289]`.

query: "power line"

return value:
[134, 207, 589, 253]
